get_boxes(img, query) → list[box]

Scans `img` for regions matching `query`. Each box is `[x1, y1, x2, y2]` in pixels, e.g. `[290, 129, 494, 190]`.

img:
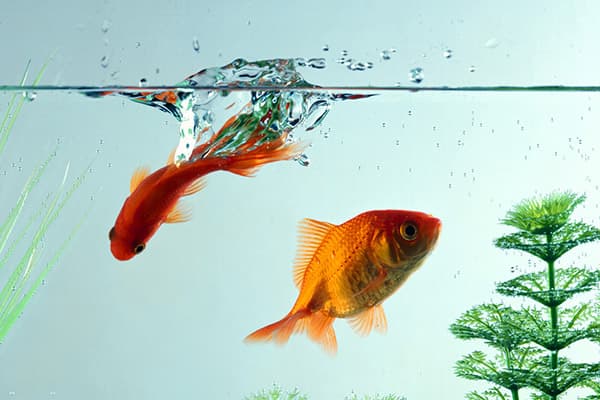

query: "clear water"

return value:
[2, 1, 600, 399]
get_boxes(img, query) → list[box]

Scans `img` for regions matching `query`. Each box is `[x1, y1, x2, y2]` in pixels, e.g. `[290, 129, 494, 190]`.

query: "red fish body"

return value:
[245, 210, 441, 354]
[109, 136, 303, 261]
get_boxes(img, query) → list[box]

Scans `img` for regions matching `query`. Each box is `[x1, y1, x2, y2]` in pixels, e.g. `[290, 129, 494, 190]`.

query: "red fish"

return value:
[109, 134, 303, 261]
[245, 210, 441, 354]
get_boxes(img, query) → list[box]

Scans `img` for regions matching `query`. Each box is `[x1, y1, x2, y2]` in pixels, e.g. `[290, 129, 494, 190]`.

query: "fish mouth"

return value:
[426, 216, 442, 245]
[110, 242, 135, 261]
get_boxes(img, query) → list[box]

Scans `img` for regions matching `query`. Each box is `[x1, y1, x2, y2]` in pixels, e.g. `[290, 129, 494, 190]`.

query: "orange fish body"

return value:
[245, 210, 441, 354]
[109, 137, 302, 261]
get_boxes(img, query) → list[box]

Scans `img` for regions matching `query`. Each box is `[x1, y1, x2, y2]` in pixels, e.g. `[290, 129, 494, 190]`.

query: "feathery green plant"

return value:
[450, 191, 600, 399]
[0, 60, 90, 343]
[244, 386, 407, 400]
[244, 385, 308, 400]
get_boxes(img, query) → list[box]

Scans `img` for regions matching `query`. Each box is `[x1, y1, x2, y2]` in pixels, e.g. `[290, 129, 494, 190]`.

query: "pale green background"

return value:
[2, 1, 600, 399]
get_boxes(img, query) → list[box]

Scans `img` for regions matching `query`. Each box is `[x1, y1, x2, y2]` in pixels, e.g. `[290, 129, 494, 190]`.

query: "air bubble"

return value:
[296, 153, 310, 166]
[485, 38, 499, 48]
[347, 61, 367, 71]
[100, 55, 109, 68]
[380, 48, 396, 60]
[101, 20, 111, 33]
[307, 58, 326, 69]
[409, 67, 424, 83]
[295, 57, 307, 67]
[322, 44, 329, 51]
[139, 78, 148, 87]
[443, 49, 452, 59]
[23, 92, 37, 102]
[192, 37, 200, 52]
[468, 65, 476, 72]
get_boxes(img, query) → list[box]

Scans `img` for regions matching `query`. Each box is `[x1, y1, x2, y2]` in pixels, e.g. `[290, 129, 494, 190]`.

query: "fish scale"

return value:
[310, 214, 409, 318]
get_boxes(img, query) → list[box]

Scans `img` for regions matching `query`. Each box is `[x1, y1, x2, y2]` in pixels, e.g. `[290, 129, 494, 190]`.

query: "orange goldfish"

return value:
[109, 135, 303, 261]
[245, 210, 441, 354]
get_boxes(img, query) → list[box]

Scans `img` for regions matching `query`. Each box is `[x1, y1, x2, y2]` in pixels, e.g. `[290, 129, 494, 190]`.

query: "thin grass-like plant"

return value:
[0, 60, 91, 343]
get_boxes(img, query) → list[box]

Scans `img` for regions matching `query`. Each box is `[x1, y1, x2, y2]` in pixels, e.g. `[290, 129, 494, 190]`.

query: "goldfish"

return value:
[245, 210, 441, 354]
[109, 132, 303, 261]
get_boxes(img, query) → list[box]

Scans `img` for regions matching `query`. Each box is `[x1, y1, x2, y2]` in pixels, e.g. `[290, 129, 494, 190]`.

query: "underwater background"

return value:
[2, 1, 600, 399]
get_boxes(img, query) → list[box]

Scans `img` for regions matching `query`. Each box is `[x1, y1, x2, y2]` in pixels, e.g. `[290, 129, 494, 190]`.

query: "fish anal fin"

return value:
[306, 311, 337, 355]
[293, 218, 336, 288]
[183, 178, 206, 196]
[348, 304, 388, 337]
[165, 202, 192, 223]
[130, 166, 150, 193]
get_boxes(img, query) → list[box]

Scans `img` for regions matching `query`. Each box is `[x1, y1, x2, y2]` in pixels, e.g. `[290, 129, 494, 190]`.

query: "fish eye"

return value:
[133, 243, 146, 254]
[400, 222, 418, 241]
[109, 227, 115, 241]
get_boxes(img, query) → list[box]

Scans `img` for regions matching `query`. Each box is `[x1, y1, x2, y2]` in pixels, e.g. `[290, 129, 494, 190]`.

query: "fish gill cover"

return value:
[88, 58, 373, 165]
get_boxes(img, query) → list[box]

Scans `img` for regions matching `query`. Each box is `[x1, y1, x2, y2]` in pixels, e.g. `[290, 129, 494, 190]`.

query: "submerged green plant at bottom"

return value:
[0, 60, 91, 343]
[244, 385, 308, 400]
[244, 385, 407, 400]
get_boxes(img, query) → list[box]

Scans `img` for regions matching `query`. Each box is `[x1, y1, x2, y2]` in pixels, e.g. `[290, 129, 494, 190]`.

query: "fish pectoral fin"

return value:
[183, 177, 206, 196]
[348, 304, 388, 337]
[353, 249, 388, 299]
[165, 202, 192, 223]
[130, 166, 150, 193]
[293, 218, 336, 288]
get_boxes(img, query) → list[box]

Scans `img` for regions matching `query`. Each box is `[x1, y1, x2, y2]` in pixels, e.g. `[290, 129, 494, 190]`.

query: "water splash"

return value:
[89, 58, 374, 165]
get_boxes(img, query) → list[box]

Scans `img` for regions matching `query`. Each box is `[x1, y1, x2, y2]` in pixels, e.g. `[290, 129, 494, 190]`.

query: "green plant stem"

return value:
[503, 348, 520, 400]
[547, 232, 559, 400]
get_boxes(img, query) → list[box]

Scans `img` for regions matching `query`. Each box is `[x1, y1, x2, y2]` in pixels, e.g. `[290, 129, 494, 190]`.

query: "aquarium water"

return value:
[2, 1, 600, 399]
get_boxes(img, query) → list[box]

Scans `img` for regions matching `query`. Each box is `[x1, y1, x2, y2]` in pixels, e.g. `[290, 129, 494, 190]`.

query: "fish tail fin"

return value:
[224, 138, 306, 177]
[83, 90, 116, 98]
[245, 309, 337, 355]
[245, 309, 309, 345]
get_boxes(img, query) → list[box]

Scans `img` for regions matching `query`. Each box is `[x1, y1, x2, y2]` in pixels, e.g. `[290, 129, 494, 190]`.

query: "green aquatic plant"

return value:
[0, 61, 90, 343]
[451, 191, 600, 399]
[244, 384, 308, 400]
[244, 386, 407, 400]
[344, 393, 407, 400]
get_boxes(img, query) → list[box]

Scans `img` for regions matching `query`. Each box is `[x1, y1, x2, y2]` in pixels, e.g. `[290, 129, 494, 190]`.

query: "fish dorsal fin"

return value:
[293, 218, 336, 288]
[348, 304, 388, 337]
[165, 201, 192, 223]
[130, 166, 150, 193]
[183, 178, 206, 197]
[166, 148, 176, 165]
